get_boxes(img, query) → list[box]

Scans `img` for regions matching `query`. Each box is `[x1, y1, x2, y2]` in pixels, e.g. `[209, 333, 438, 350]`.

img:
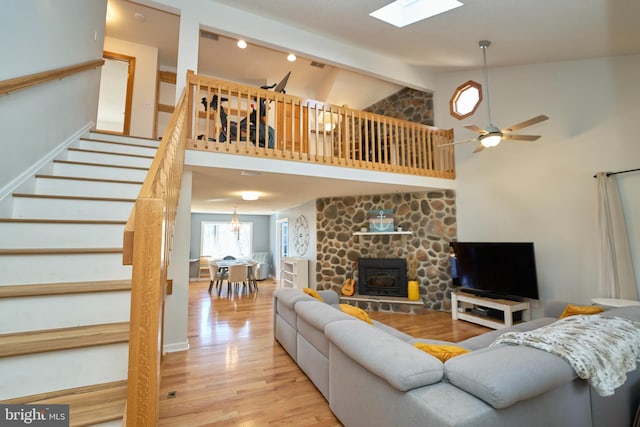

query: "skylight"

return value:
[370, 0, 463, 28]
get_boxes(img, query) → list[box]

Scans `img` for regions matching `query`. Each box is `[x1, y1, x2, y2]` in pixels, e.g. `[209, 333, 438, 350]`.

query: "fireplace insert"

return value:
[358, 258, 407, 297]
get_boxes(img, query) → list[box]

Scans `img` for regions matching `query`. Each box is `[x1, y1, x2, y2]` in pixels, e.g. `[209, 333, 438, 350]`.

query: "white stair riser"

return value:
[35, 177, 141, 198]
[78, 139, 158, 157]
[66, 150, 153, 169]
[0, 291, 130, 334]
[53, 162, 148, 181]
[0, 222, 125, 249]
[87, 133, 159, 148]
[0, 344, 128, 400]
[0, 253, 131, 285]
[12, 197, 134, 220]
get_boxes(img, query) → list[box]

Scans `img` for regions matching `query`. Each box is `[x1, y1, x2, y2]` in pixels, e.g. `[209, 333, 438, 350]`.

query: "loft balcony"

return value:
[184, 71, 456, 179]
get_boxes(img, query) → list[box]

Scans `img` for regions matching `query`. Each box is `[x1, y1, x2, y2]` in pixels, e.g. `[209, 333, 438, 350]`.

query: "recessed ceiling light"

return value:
[241, 170, 261, 176]
[237, 39, 247, 49]
[241, 192, 260, 201]
[133, 12, 146, 22]
[207, 198, 226, 203]
[287, 53, 297, 62]
[370, 0, 463, 28]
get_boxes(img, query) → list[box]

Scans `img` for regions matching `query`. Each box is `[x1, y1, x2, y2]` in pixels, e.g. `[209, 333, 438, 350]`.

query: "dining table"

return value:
[210, 259, 257, 293]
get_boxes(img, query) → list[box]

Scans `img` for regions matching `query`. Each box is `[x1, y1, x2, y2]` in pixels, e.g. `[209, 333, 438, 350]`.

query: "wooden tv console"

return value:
[451, 291, 531, 330]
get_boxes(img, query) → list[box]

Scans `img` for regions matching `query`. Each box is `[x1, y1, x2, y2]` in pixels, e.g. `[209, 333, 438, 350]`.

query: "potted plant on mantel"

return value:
[407, 257, 420, 301]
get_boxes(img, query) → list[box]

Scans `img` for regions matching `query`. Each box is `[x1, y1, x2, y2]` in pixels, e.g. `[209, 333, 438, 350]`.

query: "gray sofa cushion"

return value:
[274, 287, 315, 326]
[602, 305, 640, 322]
[326, 319, 444, 392]
[295, 300, 353, 356]
[445, 344, 577, 409]
[317, 289, 340, 305]
[458, 317, 557, 350]
[372, 320, 415, 342]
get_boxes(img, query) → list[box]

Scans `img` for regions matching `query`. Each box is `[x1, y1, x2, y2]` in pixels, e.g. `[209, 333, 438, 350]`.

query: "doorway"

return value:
[275, 218, 289, 280]
[96, 51, 135, 135]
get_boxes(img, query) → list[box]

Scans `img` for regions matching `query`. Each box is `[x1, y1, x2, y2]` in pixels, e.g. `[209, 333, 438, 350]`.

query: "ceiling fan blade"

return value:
[502, 115, 549, 133]
[472, 144, 485, 153]
[464, 124, 488, 134]
[502, 134, 541, 141]
[439, 138, 478, 148]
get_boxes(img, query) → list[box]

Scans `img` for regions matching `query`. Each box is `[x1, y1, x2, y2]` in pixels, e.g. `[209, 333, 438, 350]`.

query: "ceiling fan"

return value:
[444, 40, 549, 153]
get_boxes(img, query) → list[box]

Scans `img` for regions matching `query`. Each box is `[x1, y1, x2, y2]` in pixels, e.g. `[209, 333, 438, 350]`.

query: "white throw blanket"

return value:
[492, 315, 640, 396]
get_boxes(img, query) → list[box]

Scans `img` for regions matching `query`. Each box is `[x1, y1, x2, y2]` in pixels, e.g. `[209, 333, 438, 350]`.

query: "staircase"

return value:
[0, 132, 159, 426]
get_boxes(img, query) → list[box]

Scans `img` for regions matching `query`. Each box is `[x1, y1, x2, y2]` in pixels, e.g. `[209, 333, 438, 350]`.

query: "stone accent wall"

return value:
[365, 87, 434, 126]
[315, 191, 456, 311]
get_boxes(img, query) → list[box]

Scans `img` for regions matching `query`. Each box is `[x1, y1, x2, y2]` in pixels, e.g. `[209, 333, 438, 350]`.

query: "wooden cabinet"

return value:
[281, 257, 308, 289]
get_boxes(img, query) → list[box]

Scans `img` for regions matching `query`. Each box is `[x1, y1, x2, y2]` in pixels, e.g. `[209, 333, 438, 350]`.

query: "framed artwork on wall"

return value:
[369, 209, 394, 232]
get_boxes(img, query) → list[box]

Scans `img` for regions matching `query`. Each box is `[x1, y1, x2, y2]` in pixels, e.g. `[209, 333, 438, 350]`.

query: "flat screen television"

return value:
[450, 242, 539, 301]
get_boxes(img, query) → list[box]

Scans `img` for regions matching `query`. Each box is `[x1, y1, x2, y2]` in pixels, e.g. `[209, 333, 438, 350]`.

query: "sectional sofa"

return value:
[272, 287, 640, 427]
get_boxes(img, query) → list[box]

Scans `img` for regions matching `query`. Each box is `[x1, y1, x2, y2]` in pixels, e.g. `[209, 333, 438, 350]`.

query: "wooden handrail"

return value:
[0, 59, 105, 96]
[123, 88, 187, 426]
[187, 71, 456, 179]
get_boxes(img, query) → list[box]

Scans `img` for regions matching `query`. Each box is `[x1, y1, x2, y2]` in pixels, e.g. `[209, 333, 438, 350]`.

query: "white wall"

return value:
[103, 37, 158, 138]
[0, 0, 107, 193]
[271, 200, 317, 289]
[164, 171, 191, 352]
[434, 54, 640, 304]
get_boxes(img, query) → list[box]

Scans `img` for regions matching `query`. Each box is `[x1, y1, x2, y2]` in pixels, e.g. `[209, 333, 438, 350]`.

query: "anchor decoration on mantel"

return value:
[368, 209, 394, 233]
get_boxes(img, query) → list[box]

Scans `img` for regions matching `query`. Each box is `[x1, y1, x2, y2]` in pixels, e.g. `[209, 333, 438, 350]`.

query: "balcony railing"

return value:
[186, 71, 455, 179]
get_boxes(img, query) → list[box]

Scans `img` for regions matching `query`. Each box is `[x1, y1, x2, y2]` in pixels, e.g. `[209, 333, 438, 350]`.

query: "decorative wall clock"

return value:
[294, 214, 310, 255]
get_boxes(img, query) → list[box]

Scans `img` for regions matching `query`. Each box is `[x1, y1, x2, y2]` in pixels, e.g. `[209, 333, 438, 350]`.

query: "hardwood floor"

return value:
[158, 279, 490, 426]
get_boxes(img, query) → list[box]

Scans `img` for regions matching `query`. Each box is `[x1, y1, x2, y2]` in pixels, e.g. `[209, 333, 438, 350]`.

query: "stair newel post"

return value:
[126, 197, 165, 426]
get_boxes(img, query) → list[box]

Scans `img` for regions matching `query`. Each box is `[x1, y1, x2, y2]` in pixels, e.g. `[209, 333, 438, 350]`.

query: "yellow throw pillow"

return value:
[303, 288, 324, 302]
[559, 304, 604, 319]
[340, 304, 373, 325]
[413, 342, 469, 362]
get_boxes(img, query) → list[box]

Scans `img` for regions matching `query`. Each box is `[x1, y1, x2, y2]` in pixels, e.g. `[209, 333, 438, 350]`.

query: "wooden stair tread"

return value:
[0, 247, 123, 255]
[0, 280, 131, 298]
[0, 218, 126, 224]
[86, 132, 159, 144]
[68, 147, 155, 160]
[53, 159, 149, 171]
[0, 322, 130, 358]
[35, 174, 144, 185]
[71, 400, 125, 426]
[12, 193, 136, 202]
[0, 380, 127, 427]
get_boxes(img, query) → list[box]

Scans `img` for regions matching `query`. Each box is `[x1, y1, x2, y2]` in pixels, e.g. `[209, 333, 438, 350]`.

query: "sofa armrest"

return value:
[445, 344, 577, 409]
[326, 319, 443, 392]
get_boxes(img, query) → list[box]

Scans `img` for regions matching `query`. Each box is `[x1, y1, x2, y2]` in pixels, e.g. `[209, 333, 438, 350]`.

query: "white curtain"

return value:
[596, 172, 638, 300]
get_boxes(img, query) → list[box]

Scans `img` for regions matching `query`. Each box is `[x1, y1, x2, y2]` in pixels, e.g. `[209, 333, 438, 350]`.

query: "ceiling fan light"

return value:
[480, 133, 502, 148]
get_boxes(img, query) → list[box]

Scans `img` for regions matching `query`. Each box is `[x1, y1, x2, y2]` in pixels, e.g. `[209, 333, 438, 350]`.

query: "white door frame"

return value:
[275, 217, 289, 280]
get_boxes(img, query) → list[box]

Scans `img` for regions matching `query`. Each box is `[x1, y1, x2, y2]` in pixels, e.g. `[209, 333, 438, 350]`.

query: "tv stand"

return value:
[451, 291, 531, 330]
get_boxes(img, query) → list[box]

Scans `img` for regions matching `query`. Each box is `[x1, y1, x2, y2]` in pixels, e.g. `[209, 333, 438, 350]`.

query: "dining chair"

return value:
[247, 260, 259, 292]
[208, 261, 228, 295]
[199, 256, 211, 279]
[227, 263, 249, 295]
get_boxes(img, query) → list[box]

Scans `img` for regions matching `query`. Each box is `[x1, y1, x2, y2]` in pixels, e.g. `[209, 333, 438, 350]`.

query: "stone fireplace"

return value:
[358, 258, 407, 297]
[315, 190, 457, 312]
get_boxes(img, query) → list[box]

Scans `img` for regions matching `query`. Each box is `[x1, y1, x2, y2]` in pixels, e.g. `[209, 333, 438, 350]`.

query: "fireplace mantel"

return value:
[353, 231, 412, 236]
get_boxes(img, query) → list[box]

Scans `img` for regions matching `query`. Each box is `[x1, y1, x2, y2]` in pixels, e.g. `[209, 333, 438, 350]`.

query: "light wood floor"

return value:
[158, 279, 490, 426]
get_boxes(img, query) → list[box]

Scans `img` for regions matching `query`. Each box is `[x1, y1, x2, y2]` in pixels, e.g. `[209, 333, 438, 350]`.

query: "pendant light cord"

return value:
[480, 40, 494, 127]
